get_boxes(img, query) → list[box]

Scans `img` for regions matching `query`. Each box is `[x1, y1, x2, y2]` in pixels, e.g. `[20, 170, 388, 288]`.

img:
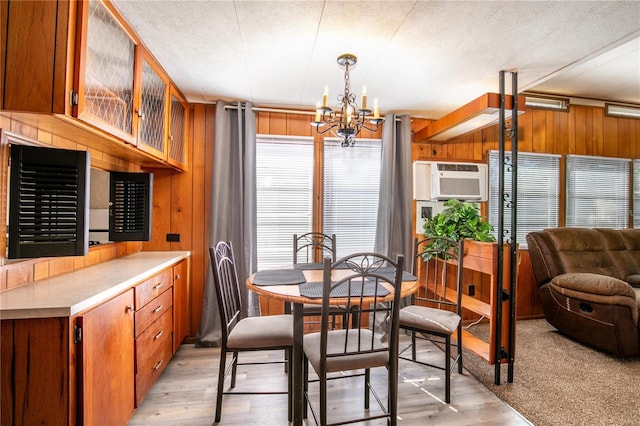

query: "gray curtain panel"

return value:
[195, 101, 258, 348]
[374, 114, 413, 264]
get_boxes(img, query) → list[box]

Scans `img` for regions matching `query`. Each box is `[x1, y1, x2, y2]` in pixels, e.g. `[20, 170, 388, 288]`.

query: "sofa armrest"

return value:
[550, 273, 638, 325]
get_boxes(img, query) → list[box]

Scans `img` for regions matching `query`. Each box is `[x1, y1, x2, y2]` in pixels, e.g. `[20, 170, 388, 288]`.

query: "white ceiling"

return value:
[111, 0, 640, 119]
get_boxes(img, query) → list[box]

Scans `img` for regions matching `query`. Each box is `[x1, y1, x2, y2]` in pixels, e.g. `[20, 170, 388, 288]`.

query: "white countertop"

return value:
[0, 251, 190, 320]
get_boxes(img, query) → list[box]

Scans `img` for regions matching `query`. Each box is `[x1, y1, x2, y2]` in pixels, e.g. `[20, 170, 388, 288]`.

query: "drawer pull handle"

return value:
[153, 304, 163, 313]
[153, 359, 163, 371]
[154, 330, 164, 340]
[153, 283, 163, 291]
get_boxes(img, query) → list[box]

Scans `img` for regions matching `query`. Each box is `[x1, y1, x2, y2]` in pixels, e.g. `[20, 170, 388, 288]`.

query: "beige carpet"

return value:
[462, 319, 640, 426]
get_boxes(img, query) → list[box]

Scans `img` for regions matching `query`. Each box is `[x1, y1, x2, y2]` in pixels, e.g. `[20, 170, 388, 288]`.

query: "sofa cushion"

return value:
[597, 228, 640, 285]
[545, 228, 621, 279]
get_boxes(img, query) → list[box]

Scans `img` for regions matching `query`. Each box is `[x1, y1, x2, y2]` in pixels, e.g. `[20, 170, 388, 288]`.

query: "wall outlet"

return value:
[468, 284, 476, 296]
[166, 233, 180, 242]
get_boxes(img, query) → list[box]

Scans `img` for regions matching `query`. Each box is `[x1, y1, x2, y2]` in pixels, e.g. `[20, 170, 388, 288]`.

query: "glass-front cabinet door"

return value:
[168, 86, 188, 170]
[135, 52, 168, 159]
[76, 0, 137, 144]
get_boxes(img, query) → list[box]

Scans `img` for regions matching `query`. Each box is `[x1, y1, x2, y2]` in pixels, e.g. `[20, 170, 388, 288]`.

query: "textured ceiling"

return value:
[111, 0, 640, 119]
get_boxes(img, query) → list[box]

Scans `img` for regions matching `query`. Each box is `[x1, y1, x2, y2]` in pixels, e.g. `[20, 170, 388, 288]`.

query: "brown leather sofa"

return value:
[526, 227, 640, 357]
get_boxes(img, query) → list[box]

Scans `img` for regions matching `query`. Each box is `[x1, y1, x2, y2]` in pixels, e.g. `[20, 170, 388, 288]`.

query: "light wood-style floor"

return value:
[128, 335, 532, 425]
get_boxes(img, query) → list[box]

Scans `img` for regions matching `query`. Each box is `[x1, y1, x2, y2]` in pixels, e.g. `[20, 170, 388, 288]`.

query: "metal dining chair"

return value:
[289, 232, 350, 329]
[398, 236, 464, 403]
[303, 252, 405, 426]
[210, 241, 294, 423]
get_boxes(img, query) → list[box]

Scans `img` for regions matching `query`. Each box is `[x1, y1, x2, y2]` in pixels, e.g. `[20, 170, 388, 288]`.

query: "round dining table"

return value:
[246, 267, 419, 426]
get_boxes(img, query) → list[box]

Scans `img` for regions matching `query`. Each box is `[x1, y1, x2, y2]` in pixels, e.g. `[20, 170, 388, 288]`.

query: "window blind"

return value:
[323, 138, 381, 258]
[488, 151, 560, 248]
[566, 155, 630, 228]
[256, 135, 314, 269]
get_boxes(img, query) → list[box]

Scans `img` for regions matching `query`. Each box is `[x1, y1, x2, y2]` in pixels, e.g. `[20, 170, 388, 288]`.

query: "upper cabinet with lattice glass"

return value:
[135, 51, 168, 159]
[167, 86, 189, 170]
[76, 0, 137, 144]
[2, 0, 188, 170]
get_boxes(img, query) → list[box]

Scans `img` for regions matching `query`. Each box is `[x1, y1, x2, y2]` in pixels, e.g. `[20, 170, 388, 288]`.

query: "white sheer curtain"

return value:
[374, 114, 413, 264]
[196, 101, 257, 347]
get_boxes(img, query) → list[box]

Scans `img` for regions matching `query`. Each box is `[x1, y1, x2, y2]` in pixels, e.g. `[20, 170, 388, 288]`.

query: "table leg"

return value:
[292, 303, 304, 426]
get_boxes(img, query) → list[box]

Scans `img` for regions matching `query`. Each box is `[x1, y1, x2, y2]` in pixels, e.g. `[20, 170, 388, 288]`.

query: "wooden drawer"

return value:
[135, 308, 173, 373]
[135, 289, 172, 337]
[135, 269, 173, 309]
[135, 315, 173, 406]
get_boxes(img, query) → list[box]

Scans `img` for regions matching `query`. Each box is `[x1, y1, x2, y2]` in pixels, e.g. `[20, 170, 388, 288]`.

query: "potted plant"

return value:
[421, 199, 496, 259]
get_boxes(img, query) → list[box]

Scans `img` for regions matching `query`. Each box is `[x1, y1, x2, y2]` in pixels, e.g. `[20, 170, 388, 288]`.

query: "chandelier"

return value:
[311, 53, 384, 147]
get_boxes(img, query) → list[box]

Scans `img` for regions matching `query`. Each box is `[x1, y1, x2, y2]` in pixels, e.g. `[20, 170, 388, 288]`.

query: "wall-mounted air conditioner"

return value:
[413, 161, 488, 201]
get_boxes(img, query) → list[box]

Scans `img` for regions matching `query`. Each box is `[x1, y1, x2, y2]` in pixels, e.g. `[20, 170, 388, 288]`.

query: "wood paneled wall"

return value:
[412, 104, 640, 319]
[2, 102, 637, 333]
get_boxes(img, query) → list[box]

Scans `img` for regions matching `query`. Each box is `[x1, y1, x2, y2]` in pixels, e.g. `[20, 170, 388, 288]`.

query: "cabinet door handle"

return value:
[153, 282, 163, 291]
[153, 359, 163, 371]
[126, 305, 134, 312]
[175, 274, 180, 280]
[154, 330, 164, 340]
[153, 304, 163, 314]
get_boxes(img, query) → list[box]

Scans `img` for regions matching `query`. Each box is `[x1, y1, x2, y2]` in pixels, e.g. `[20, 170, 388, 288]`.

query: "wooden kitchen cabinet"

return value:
[1, 0, 188, 170]
[0, 253, 190, 425]
[135, 50, 169, 159]
[132, 267, 173, 406]
[172, 258, 189, 351]
[76, 289, 135, 425]
[75, 0, 137, 144]
[167, 85, 189, 170]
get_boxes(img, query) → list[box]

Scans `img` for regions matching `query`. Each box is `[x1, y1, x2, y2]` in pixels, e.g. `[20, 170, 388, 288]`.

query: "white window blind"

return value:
[488, 151, 560, 248]
[323, 138, 382, 258]
[566, 155, 630, 229]
[256, 135, 314, 269]
[634, 160, 640, 228]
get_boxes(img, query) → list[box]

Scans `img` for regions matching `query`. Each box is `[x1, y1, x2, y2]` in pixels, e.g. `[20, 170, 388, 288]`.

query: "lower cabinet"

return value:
[0, 257, 190, 425]
[77, 289, 135, 425]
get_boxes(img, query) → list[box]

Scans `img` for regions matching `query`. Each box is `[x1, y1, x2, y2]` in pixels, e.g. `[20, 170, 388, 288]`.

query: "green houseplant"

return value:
[421, 199, 496, 259]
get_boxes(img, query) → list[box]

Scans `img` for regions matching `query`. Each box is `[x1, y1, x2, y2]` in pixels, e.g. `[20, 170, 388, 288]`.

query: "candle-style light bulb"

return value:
[322, 86, 329, 108]
[373, 98, 380, 119]
[314, 102, 321, 122]
[361, 87, 367, 110]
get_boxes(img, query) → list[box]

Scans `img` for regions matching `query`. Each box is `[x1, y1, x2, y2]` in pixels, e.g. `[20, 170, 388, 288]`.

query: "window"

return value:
[566, 155, 630, 228]
[488, 151, 560, 248]
[256, 136, 382, 267]
[256, 136, 314, 269]
[323, 138, 381, 258]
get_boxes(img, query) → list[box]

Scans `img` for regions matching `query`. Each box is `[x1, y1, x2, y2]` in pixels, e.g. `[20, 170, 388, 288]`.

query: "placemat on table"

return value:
[252, 269, 307, 286]
[298, 281, 390, 298]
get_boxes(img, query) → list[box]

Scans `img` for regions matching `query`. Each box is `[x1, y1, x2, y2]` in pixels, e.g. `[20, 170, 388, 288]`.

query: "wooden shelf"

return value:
[435, 286, 492, 318]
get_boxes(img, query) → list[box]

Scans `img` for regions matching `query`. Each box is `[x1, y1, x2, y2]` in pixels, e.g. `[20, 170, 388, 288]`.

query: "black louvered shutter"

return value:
[109, 172, 153, 241]
[8, 145, 89, 258]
